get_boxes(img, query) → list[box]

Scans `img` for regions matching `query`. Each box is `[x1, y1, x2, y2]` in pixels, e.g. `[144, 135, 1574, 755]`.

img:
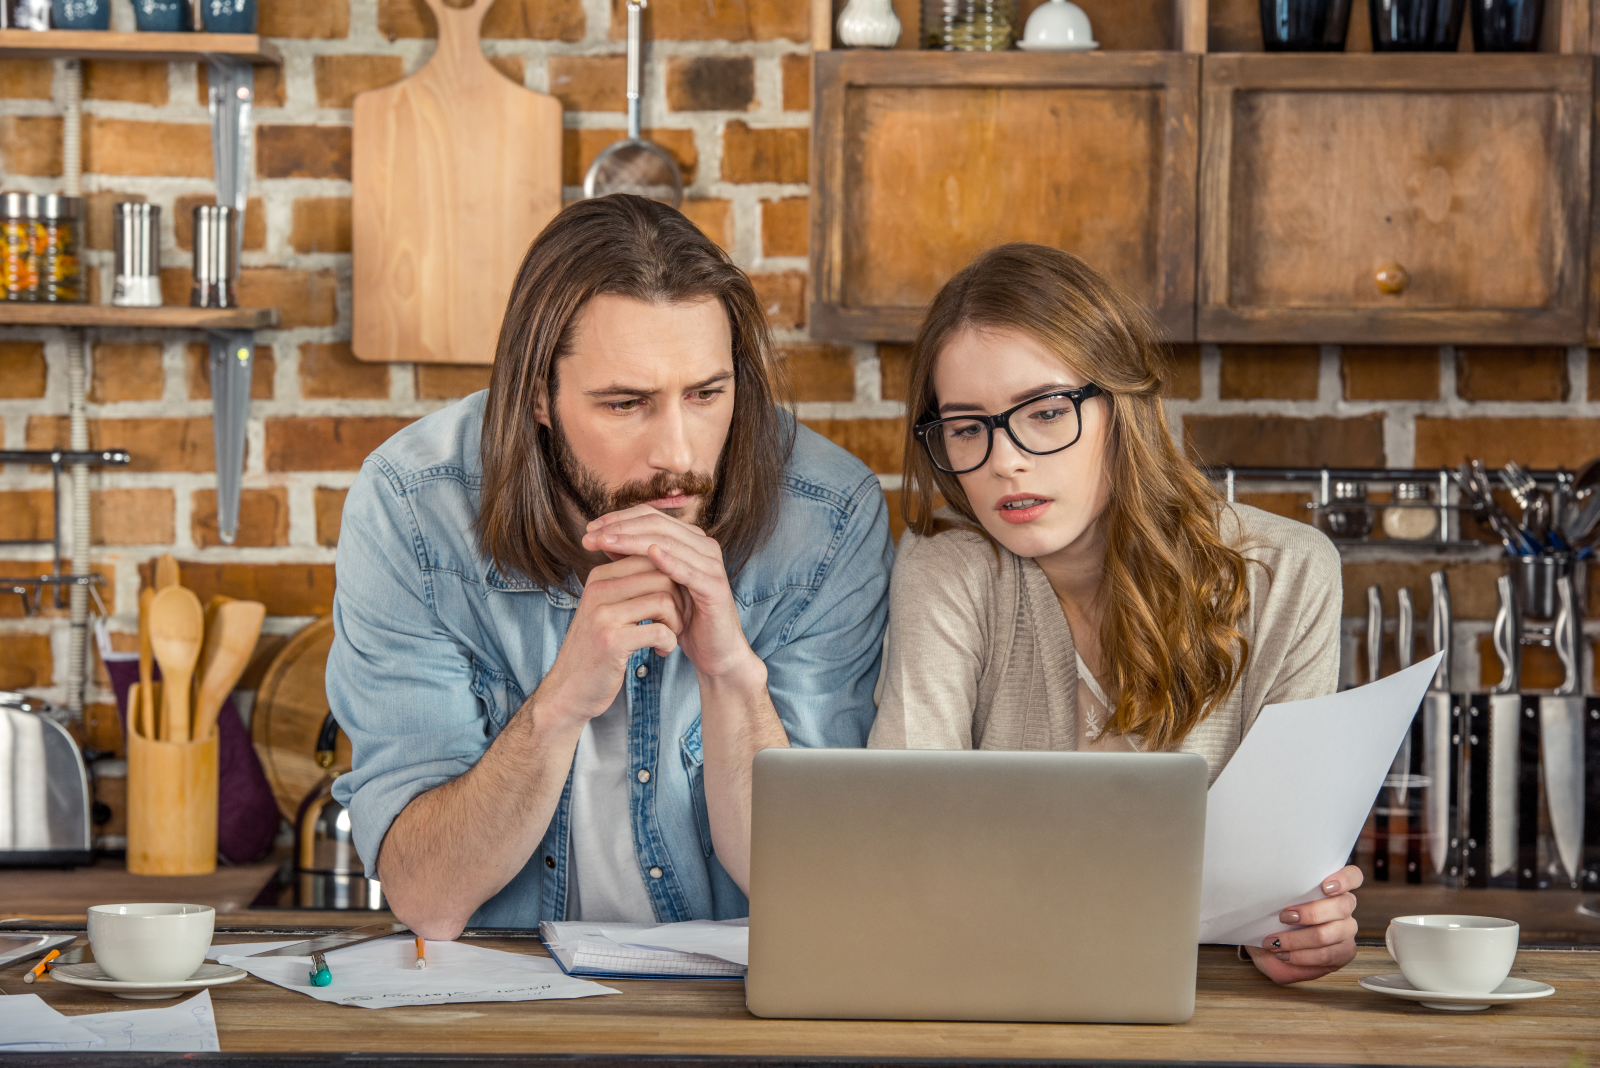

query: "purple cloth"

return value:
[107, 657, 281, 865]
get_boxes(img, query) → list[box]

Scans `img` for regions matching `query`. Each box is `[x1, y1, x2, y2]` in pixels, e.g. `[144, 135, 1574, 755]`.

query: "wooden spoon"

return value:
[193, 599, 265, 743]
[137, 587, 156, 741]
[149, 586, 204, 744]
[154, 554, 180, 590]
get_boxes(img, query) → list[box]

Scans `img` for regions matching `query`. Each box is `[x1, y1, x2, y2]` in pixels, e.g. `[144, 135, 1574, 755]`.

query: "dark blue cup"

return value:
[50, 0, 112, 29]
[202, 0, 256, 32]
[1368, 0, 1467, 50]
[1260, 0, 1354, 50]
[133, 0, 193, 31]
[1470, 0, 1544, 50]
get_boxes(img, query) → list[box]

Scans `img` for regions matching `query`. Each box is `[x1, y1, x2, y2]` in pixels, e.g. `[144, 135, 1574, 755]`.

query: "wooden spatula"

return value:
[149, 586, 204, 744]
[154, 554, 180, 590]
[137, 586, 156, 740]
[193, 599, 266, 743]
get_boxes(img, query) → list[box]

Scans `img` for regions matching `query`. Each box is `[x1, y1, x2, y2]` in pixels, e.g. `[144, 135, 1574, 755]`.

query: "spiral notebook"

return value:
[538, 921, 747, 980]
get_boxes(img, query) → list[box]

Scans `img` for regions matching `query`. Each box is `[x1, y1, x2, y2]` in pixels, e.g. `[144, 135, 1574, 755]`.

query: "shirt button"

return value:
[649, 866, 663, 880]
[635, 664, 649, 679]
[637, 768, 651, 783]
[544, 856, 555, 869]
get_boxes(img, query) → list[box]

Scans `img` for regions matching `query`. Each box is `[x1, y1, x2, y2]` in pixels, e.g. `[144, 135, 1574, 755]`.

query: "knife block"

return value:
[126, 682, 219, 876]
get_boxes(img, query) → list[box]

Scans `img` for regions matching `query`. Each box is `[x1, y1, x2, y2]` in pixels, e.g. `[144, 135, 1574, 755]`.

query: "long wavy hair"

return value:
[477, 195, 793, 594]
[901, 244, 1253, 750]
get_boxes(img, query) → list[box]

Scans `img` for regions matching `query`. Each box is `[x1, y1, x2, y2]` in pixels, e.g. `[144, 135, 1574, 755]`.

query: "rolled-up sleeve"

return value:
[761, 474, 893, 750]
[327, 458, 494, 873]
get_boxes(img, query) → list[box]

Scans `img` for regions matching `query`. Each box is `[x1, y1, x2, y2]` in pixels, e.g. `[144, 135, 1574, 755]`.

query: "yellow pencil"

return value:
[414, 936, 427, 969]
[22, 949, 60, 984]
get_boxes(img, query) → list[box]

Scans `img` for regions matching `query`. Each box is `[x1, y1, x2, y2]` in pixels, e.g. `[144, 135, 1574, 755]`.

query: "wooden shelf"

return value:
[0, 305, 279, 329]
[0, 29, 281, 65]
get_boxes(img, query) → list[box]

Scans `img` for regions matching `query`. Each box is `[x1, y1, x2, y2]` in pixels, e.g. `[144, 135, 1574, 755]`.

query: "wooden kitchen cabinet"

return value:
[808, 51, 1200, 343]
[1198, 54, 1593, 345]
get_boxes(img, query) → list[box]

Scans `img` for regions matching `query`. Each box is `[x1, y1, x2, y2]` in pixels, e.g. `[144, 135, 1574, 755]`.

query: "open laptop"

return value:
[745, 748, 1207, 1024]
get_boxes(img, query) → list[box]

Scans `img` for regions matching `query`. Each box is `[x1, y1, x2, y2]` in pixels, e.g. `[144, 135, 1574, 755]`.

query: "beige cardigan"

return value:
[867, 503, 1343, 783]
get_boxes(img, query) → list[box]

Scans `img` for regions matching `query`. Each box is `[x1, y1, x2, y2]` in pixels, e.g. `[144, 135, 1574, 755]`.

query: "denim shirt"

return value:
[327, 392, 892, 928]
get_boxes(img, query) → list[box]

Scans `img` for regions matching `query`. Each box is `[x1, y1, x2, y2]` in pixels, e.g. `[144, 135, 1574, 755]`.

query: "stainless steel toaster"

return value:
[0, 691, 92, 867]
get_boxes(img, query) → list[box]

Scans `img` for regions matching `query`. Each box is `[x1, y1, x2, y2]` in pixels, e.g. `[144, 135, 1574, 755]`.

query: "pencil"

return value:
[414, 936, 427, 969]
[22, 949, 60, 984]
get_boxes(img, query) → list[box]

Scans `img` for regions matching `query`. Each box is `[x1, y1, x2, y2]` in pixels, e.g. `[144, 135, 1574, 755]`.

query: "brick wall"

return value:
[1, 0, 1595, 751]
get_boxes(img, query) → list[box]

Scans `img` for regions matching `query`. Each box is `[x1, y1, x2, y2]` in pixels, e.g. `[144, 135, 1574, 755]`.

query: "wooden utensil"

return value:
[154, 553, 180, 590]
[251, 616, 341, 822]
[193, 599, 266, 743]
[198, 595, 236, 684]
[351, 0, 560, 365]
[127, 679, 218, 876]
[149, 585, 204, 744]
[137, 586, 155, 740]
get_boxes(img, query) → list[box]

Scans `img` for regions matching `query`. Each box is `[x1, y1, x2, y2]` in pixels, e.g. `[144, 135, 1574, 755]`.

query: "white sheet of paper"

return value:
[606, 919, 750, 966]
[207, 939, 303, 960]
[0, 994, 105, 1051]
[1198, 653, 1441, 946]
[217, 934, 618, 1008]
[0, 991, 219, 1052]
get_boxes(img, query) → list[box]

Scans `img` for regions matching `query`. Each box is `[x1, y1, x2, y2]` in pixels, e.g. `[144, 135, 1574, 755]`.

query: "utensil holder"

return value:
[1510, 554, 1585, 623]
[126, 681, 218, 876]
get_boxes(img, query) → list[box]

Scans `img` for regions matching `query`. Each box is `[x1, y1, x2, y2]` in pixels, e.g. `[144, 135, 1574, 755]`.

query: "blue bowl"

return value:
[51, 0, 111, 29]
[202, 0, 256, 32]
[133, 0, 193, 31]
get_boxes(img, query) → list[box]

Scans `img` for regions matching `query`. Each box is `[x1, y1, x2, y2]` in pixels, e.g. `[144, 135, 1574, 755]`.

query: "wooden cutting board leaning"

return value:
[351, 0, 562, 365]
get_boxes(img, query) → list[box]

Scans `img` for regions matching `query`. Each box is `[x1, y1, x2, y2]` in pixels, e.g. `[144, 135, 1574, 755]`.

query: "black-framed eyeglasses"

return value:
[913, 384, 1103, 475]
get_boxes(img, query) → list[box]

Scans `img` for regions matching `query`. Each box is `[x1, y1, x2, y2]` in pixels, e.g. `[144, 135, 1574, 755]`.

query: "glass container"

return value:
[0, 192, 39, 302]
[1368, 0, 1466, 51]
[1469, 0, 1543, 51]
[1382, 482, 1437, 541]
[1260, 0, 1353, 51]
[36, 194, 82, 304]
[923, 0, 1015, 50]
[1323, 480, 1373, 538]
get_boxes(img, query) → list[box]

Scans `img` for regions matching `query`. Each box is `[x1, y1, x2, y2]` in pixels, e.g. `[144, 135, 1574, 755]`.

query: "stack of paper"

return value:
[539, 919, 748, 980]
[0, 990, 219, 1052]
[210, 935, 618, 1009]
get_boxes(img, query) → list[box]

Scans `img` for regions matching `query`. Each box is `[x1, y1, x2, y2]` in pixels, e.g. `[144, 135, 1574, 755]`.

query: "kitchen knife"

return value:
[1368, 585, 1388, 882]
[244, 922, 410, 959]
[1489, 574, 1523, 881]
[1390, 588, 1415, 806]
[1424, 571, 1458, 878]
[1541, 575, 1585, 885]
[1394, 588, 1427, 883]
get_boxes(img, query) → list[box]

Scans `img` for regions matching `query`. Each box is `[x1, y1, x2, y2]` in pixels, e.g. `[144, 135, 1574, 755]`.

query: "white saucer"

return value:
[50, 962, 247, 1000]
[1017, 39, 1099, 51]
[1359, 973, 1555, 1011]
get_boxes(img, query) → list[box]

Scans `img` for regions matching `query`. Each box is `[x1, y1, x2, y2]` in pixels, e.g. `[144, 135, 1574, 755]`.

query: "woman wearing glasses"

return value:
[868, 244, 1355, 984]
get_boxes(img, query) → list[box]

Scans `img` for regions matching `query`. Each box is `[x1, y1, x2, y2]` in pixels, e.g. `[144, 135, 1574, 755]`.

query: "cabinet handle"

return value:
[1376, 263, 1409, 295]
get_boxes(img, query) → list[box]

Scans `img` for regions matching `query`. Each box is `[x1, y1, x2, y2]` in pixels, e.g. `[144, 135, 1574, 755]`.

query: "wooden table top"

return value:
[3, 933, 1596, 1067]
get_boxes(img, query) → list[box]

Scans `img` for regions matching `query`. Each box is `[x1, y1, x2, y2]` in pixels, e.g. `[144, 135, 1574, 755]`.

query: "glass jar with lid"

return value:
[1, 192, 40, 302]
[1382, 482, 1438, 541]
[923, 0, 1016, 49]
[36, 195, 84, 304]
[1322, 479, 1373, 539]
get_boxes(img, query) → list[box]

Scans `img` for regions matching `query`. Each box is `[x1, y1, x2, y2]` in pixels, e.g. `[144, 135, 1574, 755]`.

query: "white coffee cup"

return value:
[87, 903, 214, 983]
[1385, 914, 1518, 994]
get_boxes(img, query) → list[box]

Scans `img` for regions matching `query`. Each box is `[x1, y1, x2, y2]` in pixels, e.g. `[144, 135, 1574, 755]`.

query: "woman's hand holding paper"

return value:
[1245, 865, 1362, 984]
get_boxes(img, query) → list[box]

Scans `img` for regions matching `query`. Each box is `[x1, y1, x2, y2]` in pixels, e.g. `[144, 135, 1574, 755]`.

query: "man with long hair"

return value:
[327, 196, 892, 937]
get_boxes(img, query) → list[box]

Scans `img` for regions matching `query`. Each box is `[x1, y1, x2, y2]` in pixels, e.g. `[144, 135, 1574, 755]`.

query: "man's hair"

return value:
[477, 194, 793, 594]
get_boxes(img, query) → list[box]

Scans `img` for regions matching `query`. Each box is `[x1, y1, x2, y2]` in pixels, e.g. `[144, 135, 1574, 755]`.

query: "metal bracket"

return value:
[0, 449, 130, 617]
[208, 331, 254, 545]
[206, 56, 254, 226]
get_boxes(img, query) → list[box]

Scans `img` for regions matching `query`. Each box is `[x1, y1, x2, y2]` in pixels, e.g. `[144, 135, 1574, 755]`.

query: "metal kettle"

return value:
[294, 711, 361, 876]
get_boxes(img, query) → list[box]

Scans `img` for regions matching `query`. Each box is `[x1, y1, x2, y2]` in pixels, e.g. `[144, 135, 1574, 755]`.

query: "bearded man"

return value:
[326, 195, 892, 937]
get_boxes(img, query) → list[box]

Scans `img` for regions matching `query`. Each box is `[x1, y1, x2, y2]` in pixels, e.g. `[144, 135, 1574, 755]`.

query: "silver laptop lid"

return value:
[747, 749, 1207, 1023]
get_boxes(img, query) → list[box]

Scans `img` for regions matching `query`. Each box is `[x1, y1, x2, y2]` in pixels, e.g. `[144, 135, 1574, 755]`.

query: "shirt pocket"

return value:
[680, 719, 714, 858]
[469, 660, 524, 737]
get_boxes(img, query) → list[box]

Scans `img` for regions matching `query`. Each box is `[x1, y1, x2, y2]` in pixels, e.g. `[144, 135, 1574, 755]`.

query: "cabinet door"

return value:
[810, 52, 1199, 342]
[1199, 55, 1592, 344]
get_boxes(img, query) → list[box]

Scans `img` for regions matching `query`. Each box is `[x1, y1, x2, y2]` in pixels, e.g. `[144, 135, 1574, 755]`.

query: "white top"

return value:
[566, 689, 657, 923]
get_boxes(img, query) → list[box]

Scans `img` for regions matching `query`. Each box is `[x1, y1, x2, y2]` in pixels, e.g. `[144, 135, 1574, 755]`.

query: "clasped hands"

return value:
[536, 505, 764, 728]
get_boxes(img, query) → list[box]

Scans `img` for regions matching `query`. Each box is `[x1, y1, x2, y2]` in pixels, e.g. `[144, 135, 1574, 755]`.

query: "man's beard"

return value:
[545, 409, 717, 525]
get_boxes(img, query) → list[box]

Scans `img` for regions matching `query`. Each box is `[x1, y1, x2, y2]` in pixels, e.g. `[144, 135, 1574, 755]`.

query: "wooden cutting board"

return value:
[351, 0, 561, 365]
[250, 616, 346, 823]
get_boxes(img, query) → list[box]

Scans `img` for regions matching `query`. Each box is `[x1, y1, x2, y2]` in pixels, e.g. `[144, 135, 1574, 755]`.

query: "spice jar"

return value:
[1382, 482, 1438, 541]
[1323, 480, 1373, 539]
[923, 0, 1016, 49]
[1, 192, 40, 302]
[36, 194, 83, 303]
